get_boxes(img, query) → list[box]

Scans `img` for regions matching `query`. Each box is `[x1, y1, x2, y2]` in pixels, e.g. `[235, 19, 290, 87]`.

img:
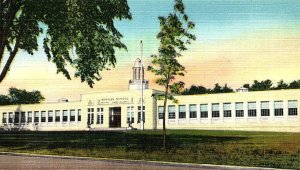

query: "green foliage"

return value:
[210, 83, 233, 93]
[148, 0, 195, 102]
[0, 95, 10, 105]
[148, 0, 195, 148]
[0, 87, 44, 105]
[0, 0, 131, 87]
[288, 80, 300, 89]
[243, 79, 300, 91]
[182, 85, 207, 95]
[276, 79, 289, 89]
[182, 84, 233, 95]
[249, 79, 273, 91]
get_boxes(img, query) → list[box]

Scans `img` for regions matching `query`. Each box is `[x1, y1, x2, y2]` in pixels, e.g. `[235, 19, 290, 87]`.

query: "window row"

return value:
[158, 100, 298, 119]
[2, 109, 81, 124]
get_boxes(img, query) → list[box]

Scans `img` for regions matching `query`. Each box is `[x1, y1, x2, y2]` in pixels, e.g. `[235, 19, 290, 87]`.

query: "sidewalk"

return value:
[0, 152, 286, 170]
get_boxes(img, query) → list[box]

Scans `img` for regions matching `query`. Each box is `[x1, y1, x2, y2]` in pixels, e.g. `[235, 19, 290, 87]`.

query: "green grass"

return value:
[0, 130, 299, 169]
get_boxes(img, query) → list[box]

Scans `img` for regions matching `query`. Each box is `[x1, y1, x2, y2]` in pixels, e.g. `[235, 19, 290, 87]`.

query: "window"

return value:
[212, 103, 219, 117]
[274, 101, 283, 116]
[2, 113, 7, 123]
[21, 112, 25, 123]
[235, 102, 244, 117]
[41, 111, 46, 122]
[63, 110, 68, 122]
[28, 111, 32, 123]
[127, 106, 134, 124]
[70, 110, 75, 122]
[189, 104, 197, 118]
[261, 101, 270, 116]
[55, 110, 60, 122]
[168, 105, 175, 119]
[48, 111, 53, 122]
[223, 103, 231, 117]
[200, 104, 208, 118]
[288, 100, 298, 116]
[248, 102, 256, 117]
[97, 108, 104, 124]
[9, 112, 13, 123]
[78, 109, 81, 122]
[158, 106, 164, 119]
[179, 105, 186, 119]
[34, 111, 39, 123]
[87, 108, 94, 125]
[14, 112, 20, 124]
[138, 106, 145, 123]
[100, 108, 104, 124]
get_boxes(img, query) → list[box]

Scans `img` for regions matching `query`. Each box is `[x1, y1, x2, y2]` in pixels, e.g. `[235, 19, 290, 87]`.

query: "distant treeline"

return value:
[0, 88, 44, 105]
[182, 79, 300, 95]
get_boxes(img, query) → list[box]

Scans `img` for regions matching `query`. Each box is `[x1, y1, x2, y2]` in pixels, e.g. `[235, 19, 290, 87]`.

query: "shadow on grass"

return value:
[0, 131, 248, 152]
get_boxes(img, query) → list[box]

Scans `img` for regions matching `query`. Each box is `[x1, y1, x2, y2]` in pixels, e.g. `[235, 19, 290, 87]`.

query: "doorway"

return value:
[109, 107, 121, 128]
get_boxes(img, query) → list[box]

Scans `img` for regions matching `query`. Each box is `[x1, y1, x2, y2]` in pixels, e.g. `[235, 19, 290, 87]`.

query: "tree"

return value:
[148, 0, 195, 149]
[289, 80, 300, 89]
[210, 83, 222, 93]
[0, 94, 10, 105]
[222, 84, 234, 93]
[243, 83, 250, 89]
[9, 87, 44, 104]
[182, 85, 207, 95]
[276, 79, 288, 89]
[0, 0, 131, 87]
[0, 87, 44, 105]
[250, 79, 273, 91]
[209, 83, 233, 94]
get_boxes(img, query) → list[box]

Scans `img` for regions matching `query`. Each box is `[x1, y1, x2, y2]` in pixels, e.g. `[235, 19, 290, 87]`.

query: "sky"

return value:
[1, 0, 300, 101]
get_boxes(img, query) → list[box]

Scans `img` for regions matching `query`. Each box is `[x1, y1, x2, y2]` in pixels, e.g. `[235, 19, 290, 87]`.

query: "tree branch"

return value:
[0, 36, 20, 83]
[0, 1, 23, 65]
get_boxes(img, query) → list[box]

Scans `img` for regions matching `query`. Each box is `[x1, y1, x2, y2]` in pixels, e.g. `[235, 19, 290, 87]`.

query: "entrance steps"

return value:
[86, 127, 127, 131]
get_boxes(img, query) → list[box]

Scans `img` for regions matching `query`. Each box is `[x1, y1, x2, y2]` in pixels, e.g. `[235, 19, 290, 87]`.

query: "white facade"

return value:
[156, 90, 300, 132]
[0, 59, 300, 132]
[1, 88, 300, 132]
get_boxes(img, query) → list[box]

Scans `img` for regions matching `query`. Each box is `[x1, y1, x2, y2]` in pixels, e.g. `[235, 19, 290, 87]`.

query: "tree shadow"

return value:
[0, 131, 249, 152]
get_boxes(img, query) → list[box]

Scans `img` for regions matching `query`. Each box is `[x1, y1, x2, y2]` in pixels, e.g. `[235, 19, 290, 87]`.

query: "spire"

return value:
[129, 59, 149, 90]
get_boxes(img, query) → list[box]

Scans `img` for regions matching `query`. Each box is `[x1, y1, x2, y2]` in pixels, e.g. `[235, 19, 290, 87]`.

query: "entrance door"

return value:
[109, 107, 121, 128]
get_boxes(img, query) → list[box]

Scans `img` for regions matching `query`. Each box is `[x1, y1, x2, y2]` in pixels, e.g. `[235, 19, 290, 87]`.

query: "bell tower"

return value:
[129, 58, 149, 90]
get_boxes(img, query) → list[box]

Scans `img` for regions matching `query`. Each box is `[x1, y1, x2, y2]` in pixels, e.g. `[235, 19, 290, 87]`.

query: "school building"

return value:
[0, 59, 299, 132]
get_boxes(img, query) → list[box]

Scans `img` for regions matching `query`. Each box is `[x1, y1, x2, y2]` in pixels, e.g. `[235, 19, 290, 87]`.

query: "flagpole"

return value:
[140, 40, 144, 130]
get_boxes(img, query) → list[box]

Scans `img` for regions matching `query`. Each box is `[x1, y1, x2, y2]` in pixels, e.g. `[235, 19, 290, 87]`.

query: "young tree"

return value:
[0, 0, 131, 87]
[148, 0, 195, 149]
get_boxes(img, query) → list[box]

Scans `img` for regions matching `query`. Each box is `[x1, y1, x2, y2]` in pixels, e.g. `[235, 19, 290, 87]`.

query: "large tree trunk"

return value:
[162, 84, 169, 150]
[0, 38, 20, 83]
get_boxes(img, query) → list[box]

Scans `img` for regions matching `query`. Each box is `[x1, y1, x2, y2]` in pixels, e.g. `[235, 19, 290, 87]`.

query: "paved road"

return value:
[0, 154, 273, 170]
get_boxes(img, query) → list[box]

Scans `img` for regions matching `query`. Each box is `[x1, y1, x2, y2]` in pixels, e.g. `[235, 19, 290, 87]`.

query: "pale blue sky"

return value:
[114, 0, 300, 62]
[12, 0, 300, 65]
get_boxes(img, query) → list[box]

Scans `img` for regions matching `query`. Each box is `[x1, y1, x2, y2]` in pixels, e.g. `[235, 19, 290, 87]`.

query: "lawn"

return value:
[0, 130, 299, 169]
